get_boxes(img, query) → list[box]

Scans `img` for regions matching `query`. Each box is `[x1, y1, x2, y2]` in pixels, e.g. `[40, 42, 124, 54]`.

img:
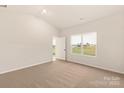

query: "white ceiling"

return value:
[1, 5, 124, 30]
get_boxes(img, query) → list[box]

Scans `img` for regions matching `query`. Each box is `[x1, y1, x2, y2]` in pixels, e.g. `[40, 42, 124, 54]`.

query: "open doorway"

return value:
[52, 37, 66, 62]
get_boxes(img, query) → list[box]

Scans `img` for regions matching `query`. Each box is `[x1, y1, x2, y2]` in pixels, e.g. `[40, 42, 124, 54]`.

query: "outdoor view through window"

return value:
[71, 35, 82, 54]
[71, 32, 97, 56]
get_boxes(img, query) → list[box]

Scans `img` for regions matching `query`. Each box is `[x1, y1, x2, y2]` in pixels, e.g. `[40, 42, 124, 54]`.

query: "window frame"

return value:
[82, 32, 97, 57]
[70, 34, 82, 55]
[70, 32, 97, 57]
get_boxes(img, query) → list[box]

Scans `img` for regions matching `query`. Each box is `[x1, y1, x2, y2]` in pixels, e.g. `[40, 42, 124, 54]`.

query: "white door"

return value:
[56, 37, 66, 60]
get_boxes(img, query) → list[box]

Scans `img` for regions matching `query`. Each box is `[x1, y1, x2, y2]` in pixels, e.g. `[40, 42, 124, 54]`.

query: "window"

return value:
[71, 32, 97, 56]
[71, 35, 82, 54]
[83, 32, 97, 56]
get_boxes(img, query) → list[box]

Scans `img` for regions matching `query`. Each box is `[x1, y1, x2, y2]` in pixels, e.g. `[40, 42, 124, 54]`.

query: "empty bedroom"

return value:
[0, 5, 124, 88]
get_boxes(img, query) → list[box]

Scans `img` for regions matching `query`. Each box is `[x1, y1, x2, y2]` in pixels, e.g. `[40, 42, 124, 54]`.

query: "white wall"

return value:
[0, 10, 59, 74]
[61, 13, 124, 74]
[0, 8, 124, 75]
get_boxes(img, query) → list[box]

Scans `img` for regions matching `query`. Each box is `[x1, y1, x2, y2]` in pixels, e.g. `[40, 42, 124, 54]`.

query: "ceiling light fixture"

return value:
[41, 9, 47, 14]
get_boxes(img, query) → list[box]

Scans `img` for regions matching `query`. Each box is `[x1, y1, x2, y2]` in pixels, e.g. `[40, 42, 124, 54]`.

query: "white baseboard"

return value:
[0, 60, 51, 75]
[67, 60, 124, 75]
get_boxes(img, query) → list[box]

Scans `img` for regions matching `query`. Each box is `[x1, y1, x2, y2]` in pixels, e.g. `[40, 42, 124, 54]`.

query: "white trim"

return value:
[68, 60, 124, 74]
[0, 60, 51, 75]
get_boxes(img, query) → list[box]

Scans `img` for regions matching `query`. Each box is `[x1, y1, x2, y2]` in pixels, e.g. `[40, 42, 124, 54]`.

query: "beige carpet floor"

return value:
[0, 60, 123, 88]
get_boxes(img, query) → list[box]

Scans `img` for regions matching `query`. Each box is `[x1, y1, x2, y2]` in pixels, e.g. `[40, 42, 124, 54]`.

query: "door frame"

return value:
[52, 36, 67, 61]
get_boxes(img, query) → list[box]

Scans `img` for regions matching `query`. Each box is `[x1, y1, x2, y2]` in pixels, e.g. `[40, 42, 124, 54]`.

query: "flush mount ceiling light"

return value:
[41, 9, 47, 14]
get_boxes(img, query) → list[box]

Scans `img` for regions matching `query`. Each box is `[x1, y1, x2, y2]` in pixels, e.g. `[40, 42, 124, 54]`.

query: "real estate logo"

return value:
[89, 76, 120, 87]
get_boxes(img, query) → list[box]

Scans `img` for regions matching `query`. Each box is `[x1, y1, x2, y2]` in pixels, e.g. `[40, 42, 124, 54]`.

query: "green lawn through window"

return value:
[72, 46, 81, 54]
[72, 45, 96, 56]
